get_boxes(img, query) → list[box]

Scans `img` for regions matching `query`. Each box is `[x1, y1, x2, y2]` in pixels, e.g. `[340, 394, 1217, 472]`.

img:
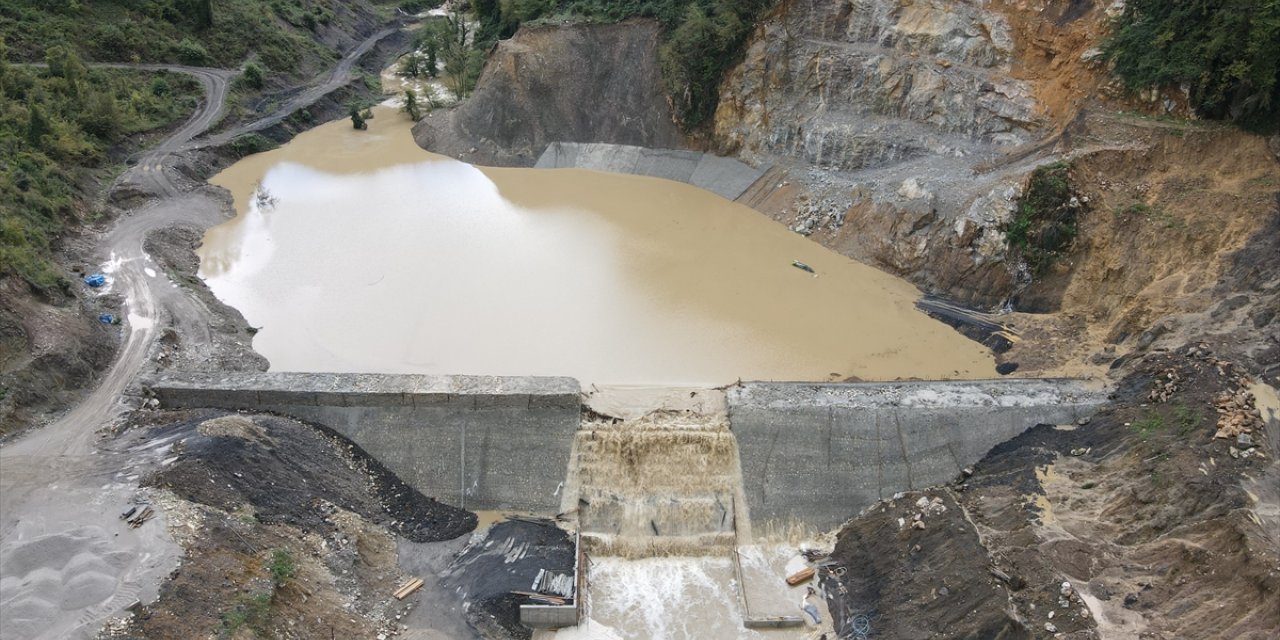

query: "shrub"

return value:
[229, 132, 278, 157]
[174, 37, 210, 65]
[1004, 162, 1082, 275]
[221, 592, 272, 637]
[241, 62, 265, 90]
[269, 549, 297, 586]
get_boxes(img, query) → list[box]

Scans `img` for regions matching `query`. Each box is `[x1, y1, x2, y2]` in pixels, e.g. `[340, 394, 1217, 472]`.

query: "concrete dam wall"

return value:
[149, 373, 1105, 532]
[728, 379, 1107, 530]
[147, 372, 581, 513]
[535, 142, 770, 201]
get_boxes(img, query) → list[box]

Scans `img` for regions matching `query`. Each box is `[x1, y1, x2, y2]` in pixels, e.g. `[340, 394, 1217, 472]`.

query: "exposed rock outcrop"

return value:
[715, 0, 1057, 307]
[412, 20, 682, 167]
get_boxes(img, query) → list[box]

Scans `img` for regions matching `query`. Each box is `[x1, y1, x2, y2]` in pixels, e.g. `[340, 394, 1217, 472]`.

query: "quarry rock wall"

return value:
[412, 20, 682, 167]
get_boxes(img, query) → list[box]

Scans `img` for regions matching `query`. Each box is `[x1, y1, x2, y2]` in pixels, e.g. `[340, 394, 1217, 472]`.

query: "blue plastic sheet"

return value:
[84, 274, 107, 288]
[98, 314, 115, 325]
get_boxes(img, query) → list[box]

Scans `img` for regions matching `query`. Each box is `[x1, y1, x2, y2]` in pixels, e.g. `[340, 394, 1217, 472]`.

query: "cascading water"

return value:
[563, 411, 745, 558]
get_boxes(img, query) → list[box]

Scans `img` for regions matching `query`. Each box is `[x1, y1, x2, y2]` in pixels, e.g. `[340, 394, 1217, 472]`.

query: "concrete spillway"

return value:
[147, 373, 1105, 531]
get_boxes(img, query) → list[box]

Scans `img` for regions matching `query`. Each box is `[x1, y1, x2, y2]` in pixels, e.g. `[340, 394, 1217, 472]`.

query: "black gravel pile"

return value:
[143, 410, 476, 542]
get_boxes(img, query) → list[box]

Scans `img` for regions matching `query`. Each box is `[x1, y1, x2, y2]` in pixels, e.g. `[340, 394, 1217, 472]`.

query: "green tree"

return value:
[402, 88, 422, 121]
[425, 40, 438, 78]
[183, 0, 214, 30]
[0, 37, 8, 87]
[26, 105, 51, 146]
[398, 52, 426, 78]
[45, 45, 87, 96]
[349, 105, 367, 130]
[1105, 0, 1280, 131]
[441, 12, 483, 99]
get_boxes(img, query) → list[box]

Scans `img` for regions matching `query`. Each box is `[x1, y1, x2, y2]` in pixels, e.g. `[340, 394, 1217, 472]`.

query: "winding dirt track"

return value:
[0, 28, 400, 640]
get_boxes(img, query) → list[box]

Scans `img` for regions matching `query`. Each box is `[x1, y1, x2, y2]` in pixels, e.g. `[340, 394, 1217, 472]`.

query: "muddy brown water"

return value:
[199, 107, 994, 385]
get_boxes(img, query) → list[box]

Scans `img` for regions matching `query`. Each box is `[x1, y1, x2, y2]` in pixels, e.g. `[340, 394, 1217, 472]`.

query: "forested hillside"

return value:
[0, 0, 342, 73]
[0, 42, 200, 290]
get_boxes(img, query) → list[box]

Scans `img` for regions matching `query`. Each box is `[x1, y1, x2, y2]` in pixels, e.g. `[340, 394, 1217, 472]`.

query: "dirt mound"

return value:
[112, 492, 407, 640]
[143, 410, 477, 542]
[412, 20, 682, 167]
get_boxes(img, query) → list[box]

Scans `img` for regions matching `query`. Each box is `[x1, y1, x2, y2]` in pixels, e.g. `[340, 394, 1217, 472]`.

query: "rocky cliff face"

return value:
[412, 20, 682, 167]
[717, 0, 1039, 169]
[715, 0, 1279, 376]
[714, 0, 1107, 307]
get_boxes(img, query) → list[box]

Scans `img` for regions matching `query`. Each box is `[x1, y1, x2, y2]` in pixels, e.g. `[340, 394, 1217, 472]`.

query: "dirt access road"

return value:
[0, 27, 402, 640]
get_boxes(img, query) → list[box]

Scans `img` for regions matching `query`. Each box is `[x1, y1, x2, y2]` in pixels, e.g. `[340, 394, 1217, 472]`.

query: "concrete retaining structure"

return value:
[727, 379, 1107, 530]
[148, 372, 581, 513]
[534, 142, 770, 201]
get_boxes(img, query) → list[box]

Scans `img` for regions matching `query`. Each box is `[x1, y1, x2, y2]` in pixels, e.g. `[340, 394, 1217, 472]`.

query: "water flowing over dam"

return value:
[563, 411, 743, 557]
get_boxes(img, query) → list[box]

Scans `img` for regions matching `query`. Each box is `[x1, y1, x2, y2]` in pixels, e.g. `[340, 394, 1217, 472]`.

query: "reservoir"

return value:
[199, 106, 993, 385]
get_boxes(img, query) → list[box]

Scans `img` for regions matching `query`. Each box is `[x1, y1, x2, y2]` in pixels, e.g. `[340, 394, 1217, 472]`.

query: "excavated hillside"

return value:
[712, 0, 1278, 377]
[411, 20, 682, 167]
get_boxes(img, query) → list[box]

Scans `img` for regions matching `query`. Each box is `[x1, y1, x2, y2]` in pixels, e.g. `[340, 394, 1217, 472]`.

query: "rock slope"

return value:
[412, 20, 682, 167]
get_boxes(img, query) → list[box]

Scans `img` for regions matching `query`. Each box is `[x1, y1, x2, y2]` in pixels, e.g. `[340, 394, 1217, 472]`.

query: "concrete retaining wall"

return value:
[148, 372, 581, 513]
[727, 379, 1107, 530]
[535, 142, 769, 201]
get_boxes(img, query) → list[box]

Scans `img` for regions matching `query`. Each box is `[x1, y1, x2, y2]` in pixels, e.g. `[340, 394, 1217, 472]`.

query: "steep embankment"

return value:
[411, 20, 682, 166]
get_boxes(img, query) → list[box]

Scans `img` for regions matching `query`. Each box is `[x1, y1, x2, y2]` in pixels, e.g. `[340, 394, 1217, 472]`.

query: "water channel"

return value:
[199, 106, 994, 386]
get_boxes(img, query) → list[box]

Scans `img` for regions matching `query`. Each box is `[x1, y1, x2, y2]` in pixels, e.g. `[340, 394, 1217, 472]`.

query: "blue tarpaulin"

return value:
[84, 274, 107, 288]
[98, 314, 115, 325]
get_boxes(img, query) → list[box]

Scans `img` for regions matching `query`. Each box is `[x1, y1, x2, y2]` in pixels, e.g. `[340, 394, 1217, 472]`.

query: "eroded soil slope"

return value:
[820, 341, 1279, 639]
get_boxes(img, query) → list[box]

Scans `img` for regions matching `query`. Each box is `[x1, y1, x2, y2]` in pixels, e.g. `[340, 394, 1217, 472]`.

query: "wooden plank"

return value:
[393, 578, 424, 600]
[785, 567, 815, 586]
[511, 591, 567, 605]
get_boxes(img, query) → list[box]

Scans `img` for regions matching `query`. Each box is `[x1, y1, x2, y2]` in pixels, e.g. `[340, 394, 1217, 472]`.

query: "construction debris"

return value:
[393, 578, 424, 600]
[786, 567, 816, 586]
[126, 506, 155, 529]
[511, 590, 567, 605]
